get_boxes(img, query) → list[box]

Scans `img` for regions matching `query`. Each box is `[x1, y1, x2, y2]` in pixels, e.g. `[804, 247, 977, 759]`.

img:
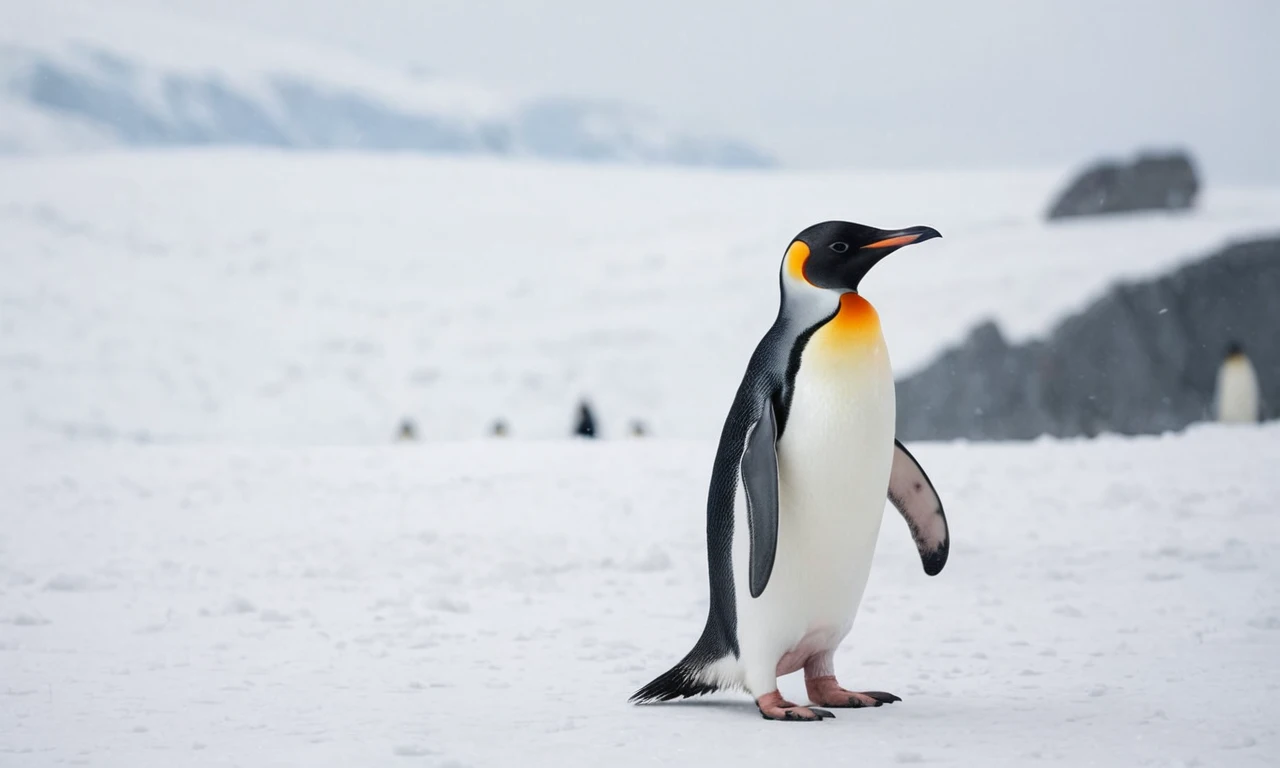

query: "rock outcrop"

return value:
[1046, 150, 1199, 220]
[896, 236, 1279, 441]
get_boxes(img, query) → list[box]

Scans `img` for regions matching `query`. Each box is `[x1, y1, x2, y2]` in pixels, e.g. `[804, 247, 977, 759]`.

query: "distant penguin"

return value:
[1215, 342, 1261, 423]
[630, 420, 648, 438]
[631, 221, 950, 721]
[491, 419, 509, 437]
[573, 400, 597, 438]
[396, 418, 417, 441]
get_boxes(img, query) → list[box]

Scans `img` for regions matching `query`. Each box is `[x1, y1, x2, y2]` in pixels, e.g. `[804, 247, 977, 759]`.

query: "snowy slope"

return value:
[0, 2, 771, 166]
[3, 150, 1279, 444]
[2, 426, 1278, 766]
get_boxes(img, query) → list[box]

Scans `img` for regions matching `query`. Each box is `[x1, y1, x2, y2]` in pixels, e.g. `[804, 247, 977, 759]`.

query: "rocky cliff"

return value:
[897, 236, 1278, 441]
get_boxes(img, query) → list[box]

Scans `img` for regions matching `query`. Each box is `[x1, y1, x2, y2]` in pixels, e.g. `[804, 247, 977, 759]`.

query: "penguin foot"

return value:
[756, 691, 834, 721]
[805, 676, 902, 709]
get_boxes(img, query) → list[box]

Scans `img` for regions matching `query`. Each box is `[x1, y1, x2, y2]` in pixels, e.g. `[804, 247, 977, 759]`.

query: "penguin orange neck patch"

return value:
[785, 241, 811, 284]
[817, 292, 882, 348]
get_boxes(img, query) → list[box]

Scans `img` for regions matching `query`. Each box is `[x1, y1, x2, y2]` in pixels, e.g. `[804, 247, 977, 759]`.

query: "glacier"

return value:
[0, 6, 772, 167]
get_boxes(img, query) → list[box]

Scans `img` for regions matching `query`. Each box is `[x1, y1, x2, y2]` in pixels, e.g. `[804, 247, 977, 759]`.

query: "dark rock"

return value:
[896, 236, 1280, 441]
[1047, 150, 1200, 220]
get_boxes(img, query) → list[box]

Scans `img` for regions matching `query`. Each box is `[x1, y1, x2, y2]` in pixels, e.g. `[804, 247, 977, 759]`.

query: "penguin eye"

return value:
[829, 242, 849, 253]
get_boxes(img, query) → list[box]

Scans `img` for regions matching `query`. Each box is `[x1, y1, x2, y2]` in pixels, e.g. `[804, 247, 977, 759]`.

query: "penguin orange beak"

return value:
[861, 226, 942, 250]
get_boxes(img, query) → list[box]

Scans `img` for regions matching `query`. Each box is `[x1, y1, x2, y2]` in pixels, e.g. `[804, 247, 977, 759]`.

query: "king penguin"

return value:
[1214, 341, 1261, 424]
[630, 221, 951, 721]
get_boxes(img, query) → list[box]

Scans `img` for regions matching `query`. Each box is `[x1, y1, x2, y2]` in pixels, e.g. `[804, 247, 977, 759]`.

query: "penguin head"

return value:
[782, 221, 941, 294]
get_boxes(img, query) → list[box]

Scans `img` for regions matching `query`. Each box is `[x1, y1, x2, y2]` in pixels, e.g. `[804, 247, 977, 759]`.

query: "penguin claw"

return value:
[805, 676, 902, 709]
[756, 691, 832, 722]
[760, 706, 826, 721]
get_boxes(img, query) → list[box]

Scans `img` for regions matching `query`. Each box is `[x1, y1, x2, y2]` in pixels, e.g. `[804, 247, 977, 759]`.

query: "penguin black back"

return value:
[630, 302, 831, 702]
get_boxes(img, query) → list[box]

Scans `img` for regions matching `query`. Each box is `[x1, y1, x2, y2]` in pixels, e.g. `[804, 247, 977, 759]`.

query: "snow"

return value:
[3, 150, 1279, 443]
[2, 426, 1278, 765]
[0, 98, 116, 154]
[0, 1, 772, 165]
[0, 0, 513, 120]
[2, 145, 1279, 764]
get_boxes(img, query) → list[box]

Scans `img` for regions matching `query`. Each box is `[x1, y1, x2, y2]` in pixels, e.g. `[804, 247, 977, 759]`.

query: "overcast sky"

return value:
[117, 0, 1279, 182]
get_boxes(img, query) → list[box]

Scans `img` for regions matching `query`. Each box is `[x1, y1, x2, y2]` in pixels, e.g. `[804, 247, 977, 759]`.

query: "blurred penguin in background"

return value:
[396, 418, 418, 441]
[630, 419, 648, 438]
[1214, 342, 1261, 423]
[491, 419, 509, 437]
[573, 399, 598, 438]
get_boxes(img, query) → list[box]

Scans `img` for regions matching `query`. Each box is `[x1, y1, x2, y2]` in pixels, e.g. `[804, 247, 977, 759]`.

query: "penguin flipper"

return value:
[888, 439, 950, 576]
[741, 399, 780, 598]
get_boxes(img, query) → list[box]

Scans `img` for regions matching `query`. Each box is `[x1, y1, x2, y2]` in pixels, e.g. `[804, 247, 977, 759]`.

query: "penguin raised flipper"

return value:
[631, 221, 948, 722]
[888, 439, 950, 576]
[741, 423, 949, 598]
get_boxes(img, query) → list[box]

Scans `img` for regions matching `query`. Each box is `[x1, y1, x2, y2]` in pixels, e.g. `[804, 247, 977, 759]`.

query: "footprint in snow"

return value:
[2, 613, 50, 626]
[43, 574, 95, 592]
[427, 597, 470, 614]
[221, 597, 257, 615]
[392, 744, 433, 757]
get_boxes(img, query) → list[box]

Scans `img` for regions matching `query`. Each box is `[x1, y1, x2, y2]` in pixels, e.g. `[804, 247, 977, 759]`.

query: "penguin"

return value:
[630, 221, 950, 721]
[573, 399, 598, 438]
[396, 418, 417, 442]
[1214, 341, 1261, 424]
[491, 419, 509, 437]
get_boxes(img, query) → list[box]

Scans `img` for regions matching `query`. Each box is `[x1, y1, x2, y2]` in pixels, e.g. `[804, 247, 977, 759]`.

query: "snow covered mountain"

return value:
[0, 3, 772, 167]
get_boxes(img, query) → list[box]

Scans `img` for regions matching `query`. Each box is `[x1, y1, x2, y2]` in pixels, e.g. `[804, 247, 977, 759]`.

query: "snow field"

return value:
[4, 150, 1279, 445]
[2, 426, 1278, 765]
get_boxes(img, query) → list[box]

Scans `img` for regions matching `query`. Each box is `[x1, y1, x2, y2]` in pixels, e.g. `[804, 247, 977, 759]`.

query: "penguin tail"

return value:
[629, 657, 724, 704]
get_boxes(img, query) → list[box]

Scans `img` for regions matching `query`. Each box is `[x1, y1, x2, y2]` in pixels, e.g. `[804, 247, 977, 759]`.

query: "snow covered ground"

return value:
[4, 150, 1279, 444]
[2, 426, 1278, 766]
[3, 147, 1279, 765]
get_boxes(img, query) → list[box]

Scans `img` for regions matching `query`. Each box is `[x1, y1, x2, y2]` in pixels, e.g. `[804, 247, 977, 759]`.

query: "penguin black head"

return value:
[784, 221, 941, 293]
[1225, 340, 1245, 359]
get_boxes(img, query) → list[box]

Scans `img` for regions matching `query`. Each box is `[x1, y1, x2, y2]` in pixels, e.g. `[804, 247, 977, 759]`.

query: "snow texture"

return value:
[2, 102, 1279, 765]
[2, 428, 1278, 765]
[0, 2, 772, 167]
[2, 151, 1278, 444]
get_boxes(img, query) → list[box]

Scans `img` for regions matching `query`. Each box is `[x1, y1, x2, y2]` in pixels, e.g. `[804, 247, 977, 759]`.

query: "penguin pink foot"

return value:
[805, 676, 901, 708]
[755, 690, 835, 721]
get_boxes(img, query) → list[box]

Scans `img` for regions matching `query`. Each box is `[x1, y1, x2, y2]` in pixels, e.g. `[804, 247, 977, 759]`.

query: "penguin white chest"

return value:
[1215, 355, 1260, 424]
[748, 294, 896, 658]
